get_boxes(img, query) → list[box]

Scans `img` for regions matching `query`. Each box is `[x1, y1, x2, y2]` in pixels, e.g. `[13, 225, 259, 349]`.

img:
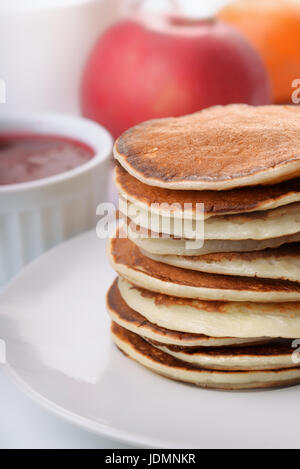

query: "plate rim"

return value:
[1, 362, 172, 449]
[0, 231, 176, 449]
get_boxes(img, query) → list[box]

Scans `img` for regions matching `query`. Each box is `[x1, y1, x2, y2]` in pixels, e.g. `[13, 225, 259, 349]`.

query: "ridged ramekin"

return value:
[0, 113, 113, 286]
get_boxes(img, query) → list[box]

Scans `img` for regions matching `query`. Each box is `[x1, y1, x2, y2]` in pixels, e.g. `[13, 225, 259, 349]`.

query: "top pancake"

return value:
[115, 165, 300, 219]
[114, 104, 300, 191]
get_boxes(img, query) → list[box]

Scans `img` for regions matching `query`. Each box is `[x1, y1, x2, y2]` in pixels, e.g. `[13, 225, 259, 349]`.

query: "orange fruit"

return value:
[218, 0, 300, 103]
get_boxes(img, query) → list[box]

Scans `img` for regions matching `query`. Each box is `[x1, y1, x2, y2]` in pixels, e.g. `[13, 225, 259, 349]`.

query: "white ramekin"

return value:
[0, 113, 113, 286]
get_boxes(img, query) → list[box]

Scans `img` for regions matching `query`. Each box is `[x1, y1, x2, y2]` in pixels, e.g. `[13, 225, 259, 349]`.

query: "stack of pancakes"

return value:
[107, 104, 300, 390]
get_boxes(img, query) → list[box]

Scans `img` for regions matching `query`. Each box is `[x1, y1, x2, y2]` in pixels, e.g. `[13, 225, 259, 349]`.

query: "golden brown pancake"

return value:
[106, 278, 271, 348]
[127, 223, 300, 256]
[114, 104, 300, 190]
[111, 322, 300, 390]
[116, 165, 300, 218]
[142, 243, 300, 283]
[118, 277, 300, 338]
[149, 339, 298, 371]
[109, 236, 300, 302]
[121, 198, 300, 240]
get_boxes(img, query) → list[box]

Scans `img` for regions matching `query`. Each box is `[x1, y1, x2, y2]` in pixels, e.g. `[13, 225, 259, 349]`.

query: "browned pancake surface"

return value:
[107, 279, 273, 348]
[112, 323, 299, 377]
[112, 323, 300, 389]
[181, 243, 300, 263]
[121, 280, 300, 317]
[150, 339, 293, 357]
[110, 236, 300, 294]
[107, 278, 208, 342]
[116, 164, 300, 216]
[112, 321, 202, 370]
[114, 105, 300, 188]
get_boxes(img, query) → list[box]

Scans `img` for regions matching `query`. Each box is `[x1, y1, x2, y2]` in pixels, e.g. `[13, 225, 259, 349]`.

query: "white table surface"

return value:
[0, 367, 132, 449]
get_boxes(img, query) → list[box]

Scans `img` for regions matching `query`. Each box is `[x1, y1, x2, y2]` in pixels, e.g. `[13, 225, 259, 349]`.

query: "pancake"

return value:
[106, 279, 271, 348]
[114, 104, 300, 191]
[142, 243, 300, 283]
[121, 198, 300, 240]
[109, 236, 300, 302]
[150, 340, 298, 371]
[116, 165, 300, 219]
[127, 225, 300, 256]
[111, 323, 300, 390]
[118, 277, 300, 338]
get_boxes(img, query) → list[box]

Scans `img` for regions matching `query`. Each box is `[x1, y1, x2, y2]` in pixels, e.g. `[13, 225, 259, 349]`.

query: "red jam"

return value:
[0, 134, 95, 185]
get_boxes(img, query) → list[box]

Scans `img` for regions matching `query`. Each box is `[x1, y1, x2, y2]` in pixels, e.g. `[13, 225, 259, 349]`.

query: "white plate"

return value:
[0, 231, 299, 449]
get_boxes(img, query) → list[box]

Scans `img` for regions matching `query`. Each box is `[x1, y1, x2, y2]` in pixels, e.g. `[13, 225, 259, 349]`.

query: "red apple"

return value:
[81, 15, 271, 138]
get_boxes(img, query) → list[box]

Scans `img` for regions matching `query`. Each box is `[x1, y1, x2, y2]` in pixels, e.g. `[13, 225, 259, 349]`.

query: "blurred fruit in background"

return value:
[81, 10, 271, 138]
[218, 0, 300, 104]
